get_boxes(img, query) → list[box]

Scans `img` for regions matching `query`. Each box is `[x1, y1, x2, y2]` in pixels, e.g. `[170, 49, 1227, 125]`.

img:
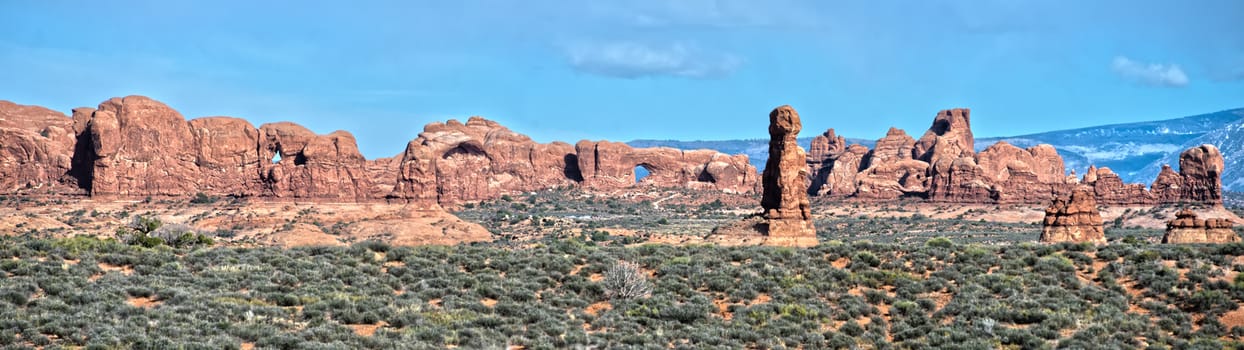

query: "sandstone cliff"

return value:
[0, 96, 1227, 207]
[805, 108, 1223, 205]
[0, 96, 757, 207]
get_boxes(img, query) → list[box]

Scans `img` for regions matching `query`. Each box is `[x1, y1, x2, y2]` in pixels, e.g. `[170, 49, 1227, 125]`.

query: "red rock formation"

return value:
[1148, 146, 1223, 205]
[188, 117, 264, 196]
[0, 101, 76, 193]
[573, 140, 756, 194]
[926, 157, 994, 202]
[760, 105, 818, 247]
[807, 128, 845, 167]
[0, 96, 1228, 209]
[1040, 188, 1105, 244]
[389, 116, 757, 207]
[84, 96, 201, 196]
[912, 109, 995, 202]
[392, 117, 581, 206]
[854, 128, 927, 199]
[1083, 167, 1153, 205]
[258, 123, 389, 201]
[1163, 209, 1239, 244]
[803, 107, 1220, 206]
[811, 144, 868, 197]
[914, 108, 974, 163]
[1149, 165, 1183, 202]
[976, 142, 1070, 203]
[869, 127, 918, 165]
[0, 96, 753, 206]
[1177, 145, 1224, 204]
[855, 159, 928, 200]
[66, 96, 390, 201]
[806, 128, 844, 193]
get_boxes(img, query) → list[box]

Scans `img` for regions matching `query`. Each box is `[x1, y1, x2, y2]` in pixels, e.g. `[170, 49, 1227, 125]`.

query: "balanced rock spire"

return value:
[761, 105, 818, 247]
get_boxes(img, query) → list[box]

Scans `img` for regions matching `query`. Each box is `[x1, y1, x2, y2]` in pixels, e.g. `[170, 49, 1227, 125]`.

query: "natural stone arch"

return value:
[633, 163, 655, 185]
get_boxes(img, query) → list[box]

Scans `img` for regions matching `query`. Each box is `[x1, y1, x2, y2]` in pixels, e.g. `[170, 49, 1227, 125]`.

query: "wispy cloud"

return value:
[1111, 56, 1189, 87]
[564, 41, 742, 79]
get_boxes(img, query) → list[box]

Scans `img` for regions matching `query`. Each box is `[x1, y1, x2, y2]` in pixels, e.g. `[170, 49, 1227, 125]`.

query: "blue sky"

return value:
[2, 0, 1242, 158]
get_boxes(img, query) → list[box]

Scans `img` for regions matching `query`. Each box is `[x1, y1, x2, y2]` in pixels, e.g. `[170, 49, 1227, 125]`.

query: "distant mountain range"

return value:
[629, 107, 1244, 191]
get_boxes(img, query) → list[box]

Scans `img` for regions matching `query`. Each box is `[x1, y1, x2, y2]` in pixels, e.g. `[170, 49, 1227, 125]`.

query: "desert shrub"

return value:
[925, 237, 954, 249]
[116, 217, 213, 249]
[602, 261, 653, 300]
[190, 192, 218, 204]
[4, 233, 1244, 348]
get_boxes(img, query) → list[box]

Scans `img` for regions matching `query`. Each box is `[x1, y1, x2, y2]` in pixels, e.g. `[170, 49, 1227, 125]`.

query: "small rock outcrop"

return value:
[760, 105, 818, 247]
[1162, 209, 1239, 244]
[1040, 188, 1105, 244]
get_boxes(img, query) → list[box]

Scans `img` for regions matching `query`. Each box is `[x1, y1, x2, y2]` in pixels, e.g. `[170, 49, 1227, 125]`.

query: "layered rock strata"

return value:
[1040, 188, 1106, 243]
[1162, 209, 1239, 244]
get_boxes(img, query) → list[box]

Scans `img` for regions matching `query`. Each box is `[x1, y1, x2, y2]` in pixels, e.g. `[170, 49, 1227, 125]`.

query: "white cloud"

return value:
[565, 41, 742, 79]
[1111, 56, 1189, 87]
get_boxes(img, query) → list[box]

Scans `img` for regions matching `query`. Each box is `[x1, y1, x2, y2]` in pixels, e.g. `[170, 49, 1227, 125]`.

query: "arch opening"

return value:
[634, 165, 652, 184]
[443, 143, 487, 160]
[696, 168, 716, 183]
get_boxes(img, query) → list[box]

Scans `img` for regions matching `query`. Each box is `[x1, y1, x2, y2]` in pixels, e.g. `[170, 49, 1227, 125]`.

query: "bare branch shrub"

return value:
[602, 261, 652, 300]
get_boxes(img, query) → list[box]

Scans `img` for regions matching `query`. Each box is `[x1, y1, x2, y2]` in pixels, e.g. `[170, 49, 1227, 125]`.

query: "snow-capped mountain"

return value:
[976, 108, 1244, 184]
[1139, 117, 1244, 191]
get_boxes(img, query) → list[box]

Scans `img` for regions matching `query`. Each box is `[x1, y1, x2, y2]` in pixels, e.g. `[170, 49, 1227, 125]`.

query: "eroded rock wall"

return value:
[805, 107, 1222, 205]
